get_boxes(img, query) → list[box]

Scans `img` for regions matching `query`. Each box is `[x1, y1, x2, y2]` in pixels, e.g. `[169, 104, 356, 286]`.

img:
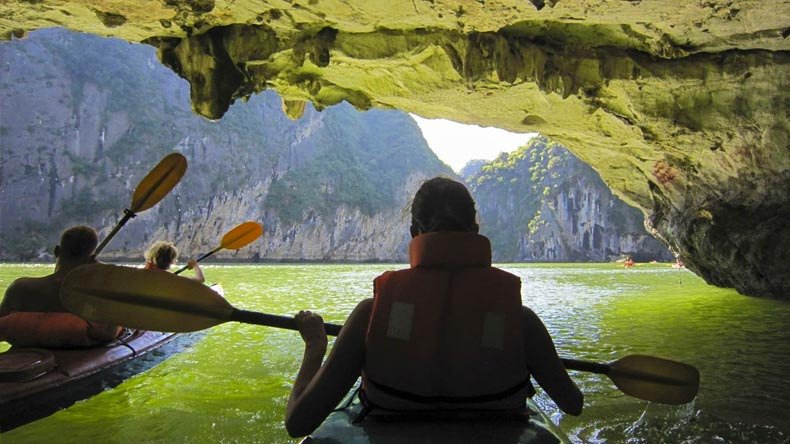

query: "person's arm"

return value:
[0, 280, 24, 318]
[86, 320, 122, 341]
[285, 298, 372, 438]
[522, 306, 583, 415]
[186, 260, 205, 283]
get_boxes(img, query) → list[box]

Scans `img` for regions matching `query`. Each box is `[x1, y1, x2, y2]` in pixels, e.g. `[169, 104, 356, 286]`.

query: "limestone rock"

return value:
[1, 1, 788, 298]
[466, 137, 673, 262]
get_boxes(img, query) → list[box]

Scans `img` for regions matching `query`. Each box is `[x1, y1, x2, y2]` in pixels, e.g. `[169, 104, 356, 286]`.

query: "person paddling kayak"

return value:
[144, 241, 205, 283]
[0, 225, 121, 348]
[285, 177, 582, 438]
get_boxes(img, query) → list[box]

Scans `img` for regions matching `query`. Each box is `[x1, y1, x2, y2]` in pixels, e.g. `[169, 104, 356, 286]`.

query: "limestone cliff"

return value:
[0, 2, 788, 297]
[0, 29, 449, 262]
[466, 137, 672, 262]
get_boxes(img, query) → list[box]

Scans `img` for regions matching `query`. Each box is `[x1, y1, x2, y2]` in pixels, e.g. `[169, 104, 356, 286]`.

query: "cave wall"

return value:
[1, 1, 788, 298]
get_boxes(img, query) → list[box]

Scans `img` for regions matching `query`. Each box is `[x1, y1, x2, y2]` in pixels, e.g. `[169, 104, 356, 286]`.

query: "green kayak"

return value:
[301, 384, 570, 444]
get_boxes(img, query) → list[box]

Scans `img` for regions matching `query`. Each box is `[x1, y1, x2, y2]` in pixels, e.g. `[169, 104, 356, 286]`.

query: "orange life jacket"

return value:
[0, 312, 120, 348]
[362, 232, 532, 411]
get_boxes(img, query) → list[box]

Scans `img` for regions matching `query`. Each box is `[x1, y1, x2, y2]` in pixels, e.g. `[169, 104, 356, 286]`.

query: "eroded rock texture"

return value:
[1, 1, 788, 298]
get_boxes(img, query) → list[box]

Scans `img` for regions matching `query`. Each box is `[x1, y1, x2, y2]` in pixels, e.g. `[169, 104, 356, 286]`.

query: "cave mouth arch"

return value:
[1, 0, 788, 298]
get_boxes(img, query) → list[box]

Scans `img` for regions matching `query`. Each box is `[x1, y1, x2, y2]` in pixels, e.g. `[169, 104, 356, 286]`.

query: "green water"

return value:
[1, 263, 788, 443]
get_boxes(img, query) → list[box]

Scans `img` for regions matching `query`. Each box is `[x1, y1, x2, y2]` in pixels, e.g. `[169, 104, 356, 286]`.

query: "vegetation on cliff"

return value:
[464, 136, 671, 262]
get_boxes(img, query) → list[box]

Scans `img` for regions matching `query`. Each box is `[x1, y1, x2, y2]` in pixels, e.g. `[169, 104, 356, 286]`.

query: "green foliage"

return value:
[59, 190, 118, 224]
[265, 107, 448, 224]
[0, 220, 52, 260]
[64, 151, 93, 178]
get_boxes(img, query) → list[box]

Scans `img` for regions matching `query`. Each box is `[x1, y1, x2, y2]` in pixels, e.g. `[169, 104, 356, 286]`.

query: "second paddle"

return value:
[173, 221, 264, 275]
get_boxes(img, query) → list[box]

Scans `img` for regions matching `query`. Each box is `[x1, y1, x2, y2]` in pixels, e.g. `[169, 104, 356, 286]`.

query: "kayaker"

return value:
[285, 177, 583, 438]
[144, 240, 205, 283]
[0, 225, 121, 347]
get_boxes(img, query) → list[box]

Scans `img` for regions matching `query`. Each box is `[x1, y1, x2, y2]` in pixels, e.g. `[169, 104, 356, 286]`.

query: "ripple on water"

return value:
[571, 404, 790, 444]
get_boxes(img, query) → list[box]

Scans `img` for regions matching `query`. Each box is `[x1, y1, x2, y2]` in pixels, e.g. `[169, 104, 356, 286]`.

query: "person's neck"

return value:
[53, 258, 88, 277]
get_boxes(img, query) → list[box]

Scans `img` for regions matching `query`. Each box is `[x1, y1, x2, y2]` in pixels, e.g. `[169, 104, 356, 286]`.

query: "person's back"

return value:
[364, 231, 531, 411]
[0, 276, 64, 316]
[0, 225, 120, 347]
[284, 177, 583, 438]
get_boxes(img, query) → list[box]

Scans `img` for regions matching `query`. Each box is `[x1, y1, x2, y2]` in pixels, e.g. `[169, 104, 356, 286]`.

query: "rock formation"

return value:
[1, 1, 788, 298]
[465, 136, 672, 262]
[0, 30, 450, 263]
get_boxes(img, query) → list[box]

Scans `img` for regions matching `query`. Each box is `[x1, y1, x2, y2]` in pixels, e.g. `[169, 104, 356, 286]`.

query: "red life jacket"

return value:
[362, 232, 532, 411]
[0, 312, 120, 348]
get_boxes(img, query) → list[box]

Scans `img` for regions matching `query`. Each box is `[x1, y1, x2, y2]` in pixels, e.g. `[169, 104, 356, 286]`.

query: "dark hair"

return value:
[411, 177, 478, 235]
[59, 225, 98, 259]
[145, 241, 178, 270]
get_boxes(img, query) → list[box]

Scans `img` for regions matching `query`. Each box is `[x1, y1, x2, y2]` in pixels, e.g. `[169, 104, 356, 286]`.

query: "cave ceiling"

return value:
[1, 0, 788, 298]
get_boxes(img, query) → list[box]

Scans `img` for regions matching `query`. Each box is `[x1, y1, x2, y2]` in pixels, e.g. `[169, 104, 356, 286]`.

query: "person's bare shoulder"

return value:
[356, 298, 374, 311]
[1, 275, 59, 315]
[331, 298, 372, 339]
[1, 278, 33, 315]
[3, 277, 39, 298]
[521, 305, 543, 328]
[355, 298, 374, 318]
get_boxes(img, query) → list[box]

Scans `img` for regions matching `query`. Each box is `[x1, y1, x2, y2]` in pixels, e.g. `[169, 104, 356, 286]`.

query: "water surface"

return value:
[1, 263, 788, 443]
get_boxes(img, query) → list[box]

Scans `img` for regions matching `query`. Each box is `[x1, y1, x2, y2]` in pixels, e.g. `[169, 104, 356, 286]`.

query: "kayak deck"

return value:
[0, 329, 189, 432]
[301, 384, 570, 444]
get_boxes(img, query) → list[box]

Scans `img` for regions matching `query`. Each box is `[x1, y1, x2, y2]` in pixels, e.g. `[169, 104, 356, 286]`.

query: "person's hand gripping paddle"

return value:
[172, 221, 264, 275]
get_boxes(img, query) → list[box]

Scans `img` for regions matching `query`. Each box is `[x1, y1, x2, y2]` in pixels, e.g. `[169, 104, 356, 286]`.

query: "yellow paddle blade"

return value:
[219, 221, 264, 250]
[60, 263, 232, 333]
[608, 355, 700, 405]
[130, 153, 188, 213]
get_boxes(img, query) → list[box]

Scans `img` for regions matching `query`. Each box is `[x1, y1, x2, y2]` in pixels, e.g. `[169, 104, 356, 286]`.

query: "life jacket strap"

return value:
[353, 389, 376, 424]
[364, 376, 532, 404]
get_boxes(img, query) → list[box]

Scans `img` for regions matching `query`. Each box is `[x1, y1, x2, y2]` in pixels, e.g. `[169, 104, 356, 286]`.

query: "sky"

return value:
[411, 114, 537, 172]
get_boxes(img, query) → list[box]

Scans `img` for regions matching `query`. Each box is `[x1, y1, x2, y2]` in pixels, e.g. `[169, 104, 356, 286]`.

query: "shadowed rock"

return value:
[1, 0, 788, 298]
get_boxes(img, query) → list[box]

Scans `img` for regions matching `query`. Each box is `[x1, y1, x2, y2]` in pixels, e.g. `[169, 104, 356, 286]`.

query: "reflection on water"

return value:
[1, 263, 788, 443]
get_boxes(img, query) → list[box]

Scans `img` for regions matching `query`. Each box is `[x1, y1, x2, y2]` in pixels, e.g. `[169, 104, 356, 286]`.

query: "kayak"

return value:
[300, 383, 571, 444]
[0, 284, 221, 432]
[0, 328, 183, 431]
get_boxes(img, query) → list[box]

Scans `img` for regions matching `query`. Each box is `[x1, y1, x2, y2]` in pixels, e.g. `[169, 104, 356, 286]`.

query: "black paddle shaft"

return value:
[560, 358, 609, 374]
[173, 250, 216, 275]
[94, 210, 135, 256]
[231, 309, 343, 336]
[230, 309, 605, 375]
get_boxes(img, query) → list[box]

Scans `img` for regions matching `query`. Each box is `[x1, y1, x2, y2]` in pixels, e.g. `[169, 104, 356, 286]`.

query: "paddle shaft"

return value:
[93, 153, 187, 257]
[559, 358, 609, 374]
[173, 222, 264, 275]
[232, 309, 343, 336]
[230, 310, 596, 373]
[173, 248, 218, 275]
[94, 210, 135, 256]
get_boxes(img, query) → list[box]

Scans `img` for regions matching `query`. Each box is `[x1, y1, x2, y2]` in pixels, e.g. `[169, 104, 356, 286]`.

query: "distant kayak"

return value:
[301, 384, 570, 444]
